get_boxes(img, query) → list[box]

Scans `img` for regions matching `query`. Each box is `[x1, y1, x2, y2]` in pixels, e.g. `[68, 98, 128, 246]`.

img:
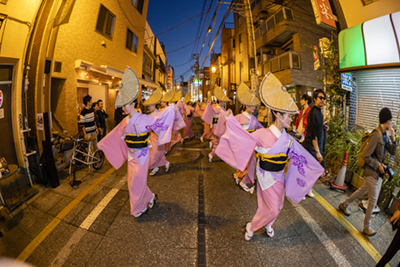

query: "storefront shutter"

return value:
[356, 69, 400, 129]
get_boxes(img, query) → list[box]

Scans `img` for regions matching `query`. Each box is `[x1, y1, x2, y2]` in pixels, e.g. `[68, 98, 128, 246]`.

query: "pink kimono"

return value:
[148, 109, 168, 169]
[201, 101, 225, 156]
[234, 112, 264, 184]
[166, 105, 186, 151]
[98, 104, 176, 216]
[183, 103, 195, 139]
[216, 114, 324, 232]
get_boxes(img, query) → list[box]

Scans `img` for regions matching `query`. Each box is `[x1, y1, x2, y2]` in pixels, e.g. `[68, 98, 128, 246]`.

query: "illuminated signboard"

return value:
[339, 11, 400, 71]
[310, 0, 336, 30]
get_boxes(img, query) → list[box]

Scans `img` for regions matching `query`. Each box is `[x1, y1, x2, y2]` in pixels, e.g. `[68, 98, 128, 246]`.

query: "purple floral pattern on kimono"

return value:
[138, 147, 148, 158]
[259, 167, 265, 175]
[289, 151, 311, 177]
[145, 119, 169, 133]
[296, 178, 306, 187]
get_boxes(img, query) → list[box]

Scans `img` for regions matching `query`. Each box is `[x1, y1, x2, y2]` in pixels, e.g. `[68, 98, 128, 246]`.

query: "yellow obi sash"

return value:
[246, 128, 256, 133]
[257, 152, 289, 172]
[125, 132, 150, 149]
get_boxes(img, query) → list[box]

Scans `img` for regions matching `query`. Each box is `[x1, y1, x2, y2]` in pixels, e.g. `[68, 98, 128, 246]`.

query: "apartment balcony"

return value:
[257, 51, 300, 76]
[254, 7, 295, 49]
[142, 64, 153, 79]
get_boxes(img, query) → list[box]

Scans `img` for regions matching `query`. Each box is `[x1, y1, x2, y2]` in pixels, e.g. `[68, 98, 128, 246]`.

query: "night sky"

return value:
[147, 0, 233, 82]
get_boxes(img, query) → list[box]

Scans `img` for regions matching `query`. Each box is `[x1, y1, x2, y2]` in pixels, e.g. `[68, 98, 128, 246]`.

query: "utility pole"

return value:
[243, 0, 258, 96]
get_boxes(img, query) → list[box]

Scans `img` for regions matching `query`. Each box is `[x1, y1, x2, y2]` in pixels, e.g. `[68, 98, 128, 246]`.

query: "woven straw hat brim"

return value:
[259, 72, 298, 114]
[144, 87, 163, 106]
[237, 82, 260, 106]
[214, 86, 229, 102]
[182, 93, 191, 103]
[115, 66, 140, 108]
[161, 89, 175, 102]
[171, 91, 182, 102]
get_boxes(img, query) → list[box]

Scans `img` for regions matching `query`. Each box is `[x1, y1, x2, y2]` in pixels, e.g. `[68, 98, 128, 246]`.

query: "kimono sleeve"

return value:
[285, 136, 325, 203]
[213, 109, 227, 137]
[215, 114, 258, 172]
[173, 105, 186, 131]
[201, 101, 214, 125]
[152, 104, 175, 146]
[97, 119, 128, 170]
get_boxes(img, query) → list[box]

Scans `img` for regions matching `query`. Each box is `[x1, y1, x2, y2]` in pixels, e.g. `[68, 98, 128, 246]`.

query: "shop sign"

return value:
[341, 73, 353, 92]
[310, 0, 336, 30]
[314, 59, 320, 70]
[313, 46, 318, 61]
[167, 71, 172, 86]
[37, 113, 44, 130]
[0, 90, 3, 108]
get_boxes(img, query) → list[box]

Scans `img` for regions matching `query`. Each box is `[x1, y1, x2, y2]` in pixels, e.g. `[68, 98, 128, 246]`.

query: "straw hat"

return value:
[182, 92, 191, 103]
[259, 72, 299, 114]
[115, 66, 140, 108]
[214, 86, 229, 102]
[144, 87, 163, 106]
[170, 91, 182, 102]
[237, 82, 260, 106]
[161, 89, 175, 102]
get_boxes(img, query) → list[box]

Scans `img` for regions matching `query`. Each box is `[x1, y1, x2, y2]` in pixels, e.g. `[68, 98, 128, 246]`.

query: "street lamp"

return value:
[211, 66, 216, 73]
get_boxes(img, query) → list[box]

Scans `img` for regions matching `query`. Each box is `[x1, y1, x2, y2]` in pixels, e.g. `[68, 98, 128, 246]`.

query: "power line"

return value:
[165, 38, 200, 54]
[172, 59, 194, 68]
[200, 0, 234, 69]
[152, 9, 209, 37]
[192, 0, 210, 54]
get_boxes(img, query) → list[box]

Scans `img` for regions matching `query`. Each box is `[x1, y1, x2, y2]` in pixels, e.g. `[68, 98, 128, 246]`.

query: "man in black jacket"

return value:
[96, 100, 108, 141]
[339, 107, 397, 236]
[303, 89, 327, 197]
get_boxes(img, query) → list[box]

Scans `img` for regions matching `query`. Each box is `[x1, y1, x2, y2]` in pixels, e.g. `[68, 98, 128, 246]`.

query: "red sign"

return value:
[0, 90, 3, 108]
[167, 71, 172, 86]
[310, 0, 336, 30]
[313, 46, 318, 60]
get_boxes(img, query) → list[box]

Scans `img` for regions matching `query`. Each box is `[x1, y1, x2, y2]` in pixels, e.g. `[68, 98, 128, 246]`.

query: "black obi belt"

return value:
[246, 128, 255, 133]
[125, 133, 150, 149]
[212, 117, 219, 125]
[257, 153, 289, 172]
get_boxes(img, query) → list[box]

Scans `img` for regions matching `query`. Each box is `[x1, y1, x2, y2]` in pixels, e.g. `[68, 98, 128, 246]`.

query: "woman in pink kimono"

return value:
[98, 67, 176, 217]
[144, 91, 171, 176]
[201, 86, 229, 162]
[233, 98, 264, 193]
[216, 73, 324, 240]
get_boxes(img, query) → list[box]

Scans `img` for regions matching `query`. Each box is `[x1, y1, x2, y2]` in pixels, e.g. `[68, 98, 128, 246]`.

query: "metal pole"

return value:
[244, 0, 258, 96]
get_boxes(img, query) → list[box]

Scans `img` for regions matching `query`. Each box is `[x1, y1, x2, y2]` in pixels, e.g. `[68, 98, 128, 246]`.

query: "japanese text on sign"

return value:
[341, 73, 353, 92]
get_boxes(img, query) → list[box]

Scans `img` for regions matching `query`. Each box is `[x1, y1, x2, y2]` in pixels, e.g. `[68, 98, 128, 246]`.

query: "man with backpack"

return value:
[339, 107, 397, 236]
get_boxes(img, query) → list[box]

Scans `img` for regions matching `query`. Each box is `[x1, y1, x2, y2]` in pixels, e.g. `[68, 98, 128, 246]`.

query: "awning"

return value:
[75, 60, 124, 78]
[139, 78, 158, 89]
[339, 11, 400, 72]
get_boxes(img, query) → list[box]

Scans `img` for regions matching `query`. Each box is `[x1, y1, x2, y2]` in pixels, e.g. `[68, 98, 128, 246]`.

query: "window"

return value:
[96, 5, 115, 38]
[275, 9, 284, 24]
[131, 0, 144, 14]
[232, 38, 235, 48]
[239, 34, 242, 54]
[126, 29, 139, 53]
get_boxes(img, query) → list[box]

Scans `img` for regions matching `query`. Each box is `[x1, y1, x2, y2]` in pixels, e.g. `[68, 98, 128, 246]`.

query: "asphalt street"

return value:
[1, 118, 399, 266]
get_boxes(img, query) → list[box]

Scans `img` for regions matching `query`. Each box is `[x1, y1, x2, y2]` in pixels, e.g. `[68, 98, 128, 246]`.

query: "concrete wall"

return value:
[0, 0, 43, 166]
[52, 0, 149, 134]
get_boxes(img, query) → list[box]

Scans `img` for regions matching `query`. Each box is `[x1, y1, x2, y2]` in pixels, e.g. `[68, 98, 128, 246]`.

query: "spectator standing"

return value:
[80, 95, 98, 151]
[293, 94, 311, 143]
[96, 99, 108, 141]
[257, 103, 269, 128]
[227, 97, 236, 115]
[114, 107, 126, 125]
[339, 107, 397, 236]
[302, 89, 327, 198]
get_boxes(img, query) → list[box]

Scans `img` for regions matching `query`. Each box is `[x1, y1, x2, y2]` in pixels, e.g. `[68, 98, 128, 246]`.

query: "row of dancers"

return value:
[99, 66, 324, 240]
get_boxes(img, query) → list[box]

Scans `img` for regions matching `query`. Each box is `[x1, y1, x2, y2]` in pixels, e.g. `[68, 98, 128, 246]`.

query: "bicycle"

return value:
[68, 134, 104, 187]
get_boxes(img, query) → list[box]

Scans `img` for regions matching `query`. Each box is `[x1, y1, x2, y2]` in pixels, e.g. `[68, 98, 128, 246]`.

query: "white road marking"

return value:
[79, 188, 119, 230]
[49, 175, 126, 266]
[289, 199, 351, 267]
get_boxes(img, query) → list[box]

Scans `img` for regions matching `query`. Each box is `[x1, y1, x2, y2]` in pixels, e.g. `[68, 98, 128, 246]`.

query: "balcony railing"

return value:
[254, 7, 294, 40]
[258, 51, 300, 75]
